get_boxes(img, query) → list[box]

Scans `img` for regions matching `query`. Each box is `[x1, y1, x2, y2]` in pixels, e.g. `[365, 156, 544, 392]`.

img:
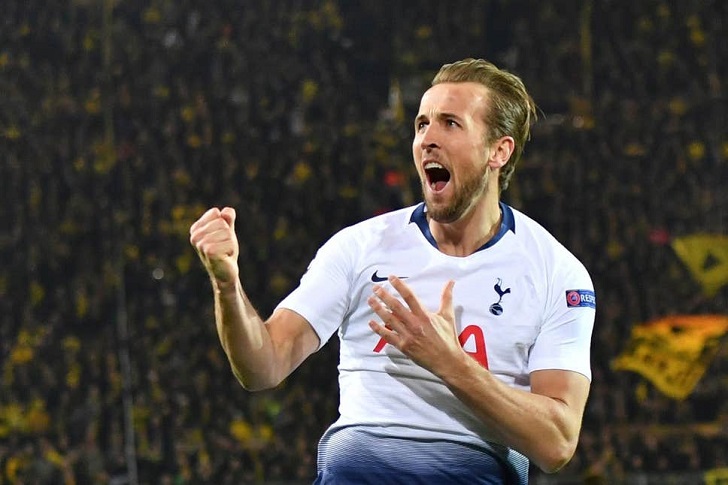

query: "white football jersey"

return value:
[276, 202, 595, 483]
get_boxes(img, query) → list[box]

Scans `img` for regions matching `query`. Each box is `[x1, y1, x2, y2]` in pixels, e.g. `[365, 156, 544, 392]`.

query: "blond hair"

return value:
[432, 58, 537, 192]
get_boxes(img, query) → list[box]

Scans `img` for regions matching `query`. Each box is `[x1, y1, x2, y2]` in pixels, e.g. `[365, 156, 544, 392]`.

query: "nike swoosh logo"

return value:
[371, 271, 408, 283]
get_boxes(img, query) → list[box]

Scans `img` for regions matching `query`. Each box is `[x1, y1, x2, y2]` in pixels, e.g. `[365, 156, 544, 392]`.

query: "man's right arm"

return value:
[191, 207, 319, 391]
[214, 279, 319, 390]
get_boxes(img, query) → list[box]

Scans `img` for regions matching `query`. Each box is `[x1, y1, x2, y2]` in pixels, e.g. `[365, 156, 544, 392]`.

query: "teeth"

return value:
[424, 162, 444, 170]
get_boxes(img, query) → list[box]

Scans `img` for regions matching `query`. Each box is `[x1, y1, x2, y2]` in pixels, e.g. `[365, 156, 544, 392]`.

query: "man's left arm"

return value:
[368, 276, 591, 473]
[439, 357, 590, 473]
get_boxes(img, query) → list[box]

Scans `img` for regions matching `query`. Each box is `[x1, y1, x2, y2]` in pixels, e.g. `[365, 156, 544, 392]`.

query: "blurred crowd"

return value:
[1, 0, 726, 483]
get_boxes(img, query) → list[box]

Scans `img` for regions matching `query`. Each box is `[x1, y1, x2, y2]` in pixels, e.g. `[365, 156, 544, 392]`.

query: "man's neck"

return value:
[429, 198, 503, 257]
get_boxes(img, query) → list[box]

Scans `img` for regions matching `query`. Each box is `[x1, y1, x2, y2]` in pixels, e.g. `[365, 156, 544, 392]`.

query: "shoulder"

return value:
[308, 205, 422, 269]
[326, 205, 421, 247]
[507, 205, 591, 279]
[346, 205, 420, 231]
[509, 207, 575, 257]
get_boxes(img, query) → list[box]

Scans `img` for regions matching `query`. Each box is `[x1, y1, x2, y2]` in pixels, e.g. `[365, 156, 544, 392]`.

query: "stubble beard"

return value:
[423, 164, 491, 224]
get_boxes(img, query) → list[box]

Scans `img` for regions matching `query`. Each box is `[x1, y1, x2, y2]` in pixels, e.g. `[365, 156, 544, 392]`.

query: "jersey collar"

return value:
[409, 201, 515, 252]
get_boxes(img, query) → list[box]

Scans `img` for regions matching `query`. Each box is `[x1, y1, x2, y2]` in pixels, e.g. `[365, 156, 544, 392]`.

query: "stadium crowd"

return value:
[1, 0, 726, 483]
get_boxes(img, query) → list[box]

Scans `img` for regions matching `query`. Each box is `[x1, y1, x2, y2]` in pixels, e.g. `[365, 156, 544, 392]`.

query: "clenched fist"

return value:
[189, 207, 239, 287]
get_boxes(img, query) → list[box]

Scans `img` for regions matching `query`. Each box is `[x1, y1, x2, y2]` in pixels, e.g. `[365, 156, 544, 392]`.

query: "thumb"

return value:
[220, 207, 236, 230]
[438, 280, 456, 323]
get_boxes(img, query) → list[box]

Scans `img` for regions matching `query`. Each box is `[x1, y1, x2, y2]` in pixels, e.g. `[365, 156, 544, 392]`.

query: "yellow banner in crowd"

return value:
[672, 234, 728, 297]
[612, 315, 728, 400]
[704, 467, 728, 485]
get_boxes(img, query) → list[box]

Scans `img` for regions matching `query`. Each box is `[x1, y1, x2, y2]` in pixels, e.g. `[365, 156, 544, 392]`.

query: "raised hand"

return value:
[189, 207, 239, 287]
[367, 276, 462, 377]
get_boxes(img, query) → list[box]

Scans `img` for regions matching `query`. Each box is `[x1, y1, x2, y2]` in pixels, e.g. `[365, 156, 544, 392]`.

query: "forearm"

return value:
[213, 279, 280, 391]
[439, 354, 582, 473]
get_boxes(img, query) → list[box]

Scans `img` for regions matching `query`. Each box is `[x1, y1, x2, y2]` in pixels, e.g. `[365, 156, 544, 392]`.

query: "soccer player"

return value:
[190, 58, 595, 484]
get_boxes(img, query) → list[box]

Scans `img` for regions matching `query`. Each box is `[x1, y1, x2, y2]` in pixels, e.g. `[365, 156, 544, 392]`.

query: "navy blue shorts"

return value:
[314, 426, 527, 484]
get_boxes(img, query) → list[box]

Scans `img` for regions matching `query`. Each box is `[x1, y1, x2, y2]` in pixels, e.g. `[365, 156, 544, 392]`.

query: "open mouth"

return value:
[425, 163, 451, 192]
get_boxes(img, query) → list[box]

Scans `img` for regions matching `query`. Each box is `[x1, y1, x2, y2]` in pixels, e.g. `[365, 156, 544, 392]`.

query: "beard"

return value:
[423, 163, 491, 224]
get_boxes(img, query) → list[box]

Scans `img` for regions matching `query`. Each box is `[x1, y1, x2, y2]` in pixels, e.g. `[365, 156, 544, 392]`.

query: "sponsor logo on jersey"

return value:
[371, 270, 408, 283]
[565, 289, 596, 309]
[489, 278, 511, 315]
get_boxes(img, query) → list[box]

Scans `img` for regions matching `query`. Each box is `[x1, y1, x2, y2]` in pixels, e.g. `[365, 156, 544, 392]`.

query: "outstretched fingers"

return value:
[438, 280, 456, 322]
[388, 276, 427, 318]
[368, 285, 398, 322]
[367, 293, 403, 347]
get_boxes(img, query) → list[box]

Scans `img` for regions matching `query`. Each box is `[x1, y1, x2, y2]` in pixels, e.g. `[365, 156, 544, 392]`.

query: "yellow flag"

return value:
[672, 234, 728, 297]
[612, 315, 728, 400]
[704, 467, 728, 485]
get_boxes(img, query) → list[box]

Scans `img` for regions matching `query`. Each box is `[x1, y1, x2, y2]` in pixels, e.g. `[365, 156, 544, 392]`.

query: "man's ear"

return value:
[488, 136, 515, 169]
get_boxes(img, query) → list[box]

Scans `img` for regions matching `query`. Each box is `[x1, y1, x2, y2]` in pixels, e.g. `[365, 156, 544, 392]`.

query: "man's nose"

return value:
[419, 125, 440, 150]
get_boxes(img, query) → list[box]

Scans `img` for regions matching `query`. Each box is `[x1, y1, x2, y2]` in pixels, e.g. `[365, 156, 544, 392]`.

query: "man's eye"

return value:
[446, 119, 458, 127]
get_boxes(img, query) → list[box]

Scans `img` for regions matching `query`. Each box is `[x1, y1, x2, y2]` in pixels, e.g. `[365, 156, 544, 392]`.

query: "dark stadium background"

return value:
[1, 1, 726, 483]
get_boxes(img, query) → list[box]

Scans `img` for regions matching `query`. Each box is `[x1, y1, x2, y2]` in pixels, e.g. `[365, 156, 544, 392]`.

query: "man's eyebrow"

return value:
[438, 111, 463, 121]
[414, 113, 429, 126]
[414, 112, 463, 124]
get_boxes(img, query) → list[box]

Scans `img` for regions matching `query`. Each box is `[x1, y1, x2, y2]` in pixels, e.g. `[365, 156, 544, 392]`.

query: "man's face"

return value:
[412, 82, 493, 223]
